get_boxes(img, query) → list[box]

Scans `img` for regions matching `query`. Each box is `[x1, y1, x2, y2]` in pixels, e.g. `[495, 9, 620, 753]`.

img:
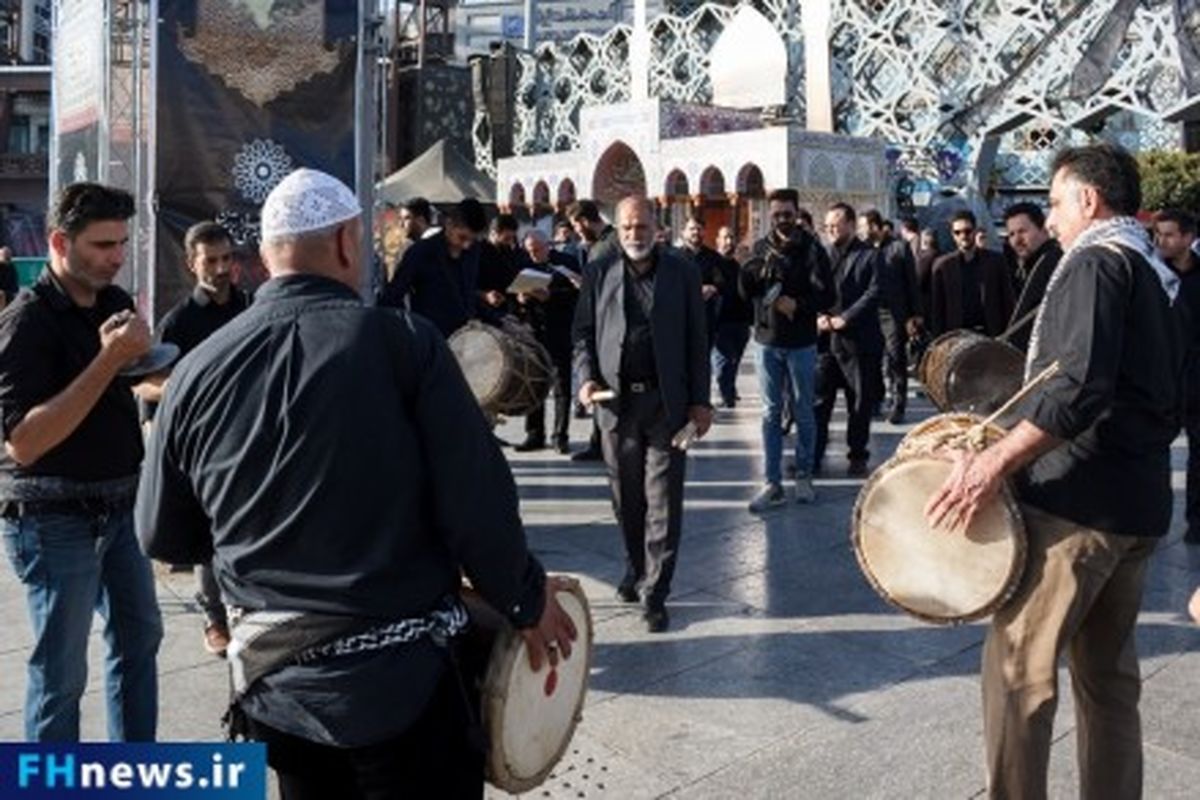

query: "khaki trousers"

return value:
[983, 505, 1158, 800]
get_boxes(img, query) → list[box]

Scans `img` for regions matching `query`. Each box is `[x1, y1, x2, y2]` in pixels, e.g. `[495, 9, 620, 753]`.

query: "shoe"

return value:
[721, 397, 737, 409]
[616, 580, 640, 603]
[203, 622, 230, 657]
[847, 459, 870, 478]
[749, 482, 788, 512]
[643, 604, 669, 633]
[514, 437, 546, 452]
[553, 437, 570, 455]
[571, 446, 603, 462]
[887, 407, 906, 425]
[794, 476, 816, 504]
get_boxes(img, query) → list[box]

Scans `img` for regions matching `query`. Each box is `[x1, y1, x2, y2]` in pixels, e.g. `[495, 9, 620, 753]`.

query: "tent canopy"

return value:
[377, 140, 496, 206]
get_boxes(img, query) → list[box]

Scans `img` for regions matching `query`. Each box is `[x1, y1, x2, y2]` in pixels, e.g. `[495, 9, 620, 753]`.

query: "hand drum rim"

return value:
[482, 576, 594, 793]
[851, 453, 1027, 625]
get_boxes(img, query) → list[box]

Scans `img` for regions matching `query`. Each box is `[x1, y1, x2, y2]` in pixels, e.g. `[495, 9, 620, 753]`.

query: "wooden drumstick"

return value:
[590, 389, 616, 403]
[972, 361, 1061, 437]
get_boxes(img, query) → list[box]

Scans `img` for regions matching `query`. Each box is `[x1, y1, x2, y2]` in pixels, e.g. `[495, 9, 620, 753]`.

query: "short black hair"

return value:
[797, 208, 813, 228]
[899, 216, 919, 234]
[767, 188, 799, 209]
[183, 221, 233, 262]
[1003, 202, 1046, 228]
[566, 199, 602, 224]
[950, 209, 977, 228]
[829, 202, 856, 223]
[403, 197, 432, 223]
[48, 182, 135, 238]
[490, 213, 519, 234]
[863, 209, 885, 229]
[1155, 208, 1198, 236]
[1049, 143, 1141, 217]
[445, 198, 488, 234]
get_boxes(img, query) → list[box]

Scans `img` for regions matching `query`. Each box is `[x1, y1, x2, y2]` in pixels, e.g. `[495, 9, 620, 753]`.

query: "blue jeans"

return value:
[711, 323, 750, 404]
[756, 343, 817, 484]
[2, 507, 163, 741]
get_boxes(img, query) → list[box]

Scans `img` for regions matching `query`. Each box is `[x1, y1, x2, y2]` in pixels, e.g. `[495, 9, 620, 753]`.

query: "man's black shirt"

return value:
[622, 257, 658, 383]
[158, 285, 248, 357]
[0, 269, 142, 492]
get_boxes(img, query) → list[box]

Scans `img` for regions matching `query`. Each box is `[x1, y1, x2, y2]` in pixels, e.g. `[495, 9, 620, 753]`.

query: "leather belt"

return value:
[0, 496, 135, 520]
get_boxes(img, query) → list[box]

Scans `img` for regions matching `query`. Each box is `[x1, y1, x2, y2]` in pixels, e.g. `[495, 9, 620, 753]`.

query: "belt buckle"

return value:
[631, 381, 647, 393]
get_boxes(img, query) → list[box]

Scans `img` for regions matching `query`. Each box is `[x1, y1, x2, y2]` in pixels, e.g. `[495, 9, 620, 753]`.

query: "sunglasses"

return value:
[952, 227, 975, 236]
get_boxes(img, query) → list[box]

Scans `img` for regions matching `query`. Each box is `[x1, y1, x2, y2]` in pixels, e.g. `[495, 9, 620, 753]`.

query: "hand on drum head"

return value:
[519, 576, 579, 672]
[924, 448, 1006, 535]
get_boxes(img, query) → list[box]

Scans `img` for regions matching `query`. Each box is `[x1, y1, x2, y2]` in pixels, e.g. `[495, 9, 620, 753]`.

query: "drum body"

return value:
[449, 321, 553, 416]
[463, 577, 593, 793]
[896, 412, 1006, 458]
[918, 330, 1024, 414]
[852, 453, 1026, 624]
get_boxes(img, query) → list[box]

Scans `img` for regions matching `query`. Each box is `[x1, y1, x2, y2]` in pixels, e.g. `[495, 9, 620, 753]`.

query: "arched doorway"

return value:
[592, 141, 647, 213]
[508, 182, 527, 211]
[695, 166, 731, 246]
[557, 178, 577, 209]
[662, 169, 691, 241]
[735, 163, 768, 245]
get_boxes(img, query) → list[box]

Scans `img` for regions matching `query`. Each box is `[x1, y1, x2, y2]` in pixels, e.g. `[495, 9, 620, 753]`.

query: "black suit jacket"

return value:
[378, 232, 481, 338]
[823, 239, 884, 357]
[573, 245, 711, 433]
[929, 249, 1015, 337]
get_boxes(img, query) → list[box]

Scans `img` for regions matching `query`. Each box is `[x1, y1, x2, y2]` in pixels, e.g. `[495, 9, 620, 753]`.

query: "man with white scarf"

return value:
[925, 143, 1183, 799]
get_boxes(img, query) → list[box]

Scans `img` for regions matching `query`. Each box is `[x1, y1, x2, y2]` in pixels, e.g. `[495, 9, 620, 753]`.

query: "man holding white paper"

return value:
[573, 196, 713, 633]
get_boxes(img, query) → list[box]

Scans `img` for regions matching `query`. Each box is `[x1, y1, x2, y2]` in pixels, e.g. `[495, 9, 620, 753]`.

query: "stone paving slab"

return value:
[0, 357, 1196, 800]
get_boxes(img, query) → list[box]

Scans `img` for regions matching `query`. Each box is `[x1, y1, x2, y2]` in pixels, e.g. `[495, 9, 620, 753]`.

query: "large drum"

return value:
[448, 321, 553, 416]
[918, 330, 1024, 414]
[851, 453, 1026, 625]
[462, 577, 593, 793]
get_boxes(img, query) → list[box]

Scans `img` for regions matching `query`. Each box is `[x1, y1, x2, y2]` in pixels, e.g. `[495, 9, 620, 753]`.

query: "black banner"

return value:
[154, 0, 358, 318]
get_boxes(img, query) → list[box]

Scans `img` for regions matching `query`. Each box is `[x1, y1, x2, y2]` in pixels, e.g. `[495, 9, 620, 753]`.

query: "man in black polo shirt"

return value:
[0, 183, 163, 741]
[927, 144, 1182, 798]
[156, 221, 248, 656]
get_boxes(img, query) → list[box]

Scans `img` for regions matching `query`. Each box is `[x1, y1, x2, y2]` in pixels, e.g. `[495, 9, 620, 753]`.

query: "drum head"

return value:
[944, 340, 1024, 414]
[852, 456, 1026, 625]
[483, 579, 593, 793]
[448, 323, 507, 407]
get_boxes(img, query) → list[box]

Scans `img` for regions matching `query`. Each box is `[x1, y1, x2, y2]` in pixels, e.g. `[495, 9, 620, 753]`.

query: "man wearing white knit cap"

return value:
[136, 169, 575, 797]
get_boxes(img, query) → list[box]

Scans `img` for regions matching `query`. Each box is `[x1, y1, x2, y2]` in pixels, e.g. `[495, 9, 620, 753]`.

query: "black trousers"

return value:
[1187, 410, 1200, 538]
[525, 342, 572, 444]
[600, 391, 686, 606]
[879, 310, 908, 413]
[244, 669, 483, 800]
[814, 350, 883, 466]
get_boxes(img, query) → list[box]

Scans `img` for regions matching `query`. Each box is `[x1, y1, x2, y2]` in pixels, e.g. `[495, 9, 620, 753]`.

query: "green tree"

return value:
[1137, 150, 1200, 213]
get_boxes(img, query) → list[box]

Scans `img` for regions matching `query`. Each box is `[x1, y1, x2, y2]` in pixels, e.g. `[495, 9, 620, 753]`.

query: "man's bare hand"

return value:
[688, 405, 714, 439]
[773, 295, 797, 319]
[924, 448, 1006, 535]
[578, 380, 601, 407]
[519, 577, 579, 672]
[906, 316, 924, 338]
[482, 290, 506, 307]
[100, 312, 151, 365]
[817, 314, 832, 333]
[701, 284, 719, 301]
[829, 315, 847, 332]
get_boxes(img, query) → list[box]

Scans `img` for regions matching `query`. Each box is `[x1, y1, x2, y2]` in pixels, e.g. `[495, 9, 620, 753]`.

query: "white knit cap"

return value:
[260, 168, 362, 242]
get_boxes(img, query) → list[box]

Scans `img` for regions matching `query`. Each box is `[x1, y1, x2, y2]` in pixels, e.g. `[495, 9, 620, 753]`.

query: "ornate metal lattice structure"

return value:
[496, 0, 1197, 200]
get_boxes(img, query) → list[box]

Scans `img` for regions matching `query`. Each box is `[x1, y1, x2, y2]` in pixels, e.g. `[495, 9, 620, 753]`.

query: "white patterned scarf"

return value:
[1025, 216, 1179, 380]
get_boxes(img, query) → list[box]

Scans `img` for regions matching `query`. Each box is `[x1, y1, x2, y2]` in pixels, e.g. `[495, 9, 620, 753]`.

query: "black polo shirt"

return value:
[0, 269, 142, 494]
[159, 285, 249, 357]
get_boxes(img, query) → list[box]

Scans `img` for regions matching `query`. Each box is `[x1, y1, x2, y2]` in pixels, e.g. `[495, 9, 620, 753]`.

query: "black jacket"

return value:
[823, 238, 883, 356]
[378, 232, 481, 338]
[739, 230, 835, 348]
[875, 235, 919, 321]
[1007, 239, 1062, 352]
[573, 245, 711, 433]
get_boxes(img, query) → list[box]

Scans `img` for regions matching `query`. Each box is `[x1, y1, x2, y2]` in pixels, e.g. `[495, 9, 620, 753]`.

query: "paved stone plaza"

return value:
[1, 359, 1197, 799]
